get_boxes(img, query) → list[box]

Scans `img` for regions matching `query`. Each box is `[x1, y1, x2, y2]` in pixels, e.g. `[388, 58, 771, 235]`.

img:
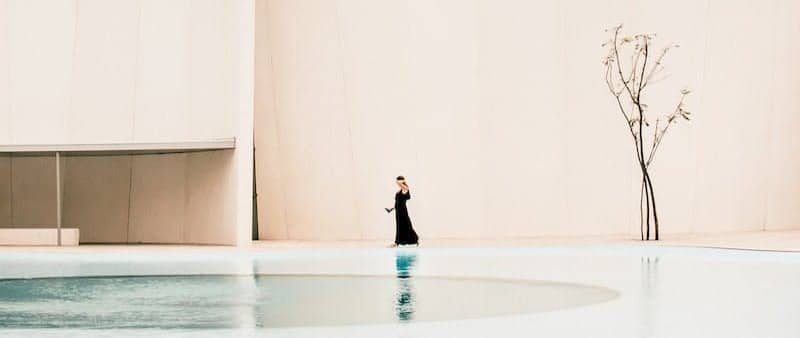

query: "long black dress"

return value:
[394, 190, 419, 245]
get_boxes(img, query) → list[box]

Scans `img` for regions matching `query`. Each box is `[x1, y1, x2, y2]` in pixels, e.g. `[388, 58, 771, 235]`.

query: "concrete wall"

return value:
[255, 0, 800, 240]
[0, 151, 237, 244]
[0, 0, 255, 245]
[0, 0, 238, 144]
[0, 155, 10, 226]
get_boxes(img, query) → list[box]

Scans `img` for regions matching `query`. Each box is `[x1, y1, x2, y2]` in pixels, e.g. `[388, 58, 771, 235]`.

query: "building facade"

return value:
[2, 0, 800, 244]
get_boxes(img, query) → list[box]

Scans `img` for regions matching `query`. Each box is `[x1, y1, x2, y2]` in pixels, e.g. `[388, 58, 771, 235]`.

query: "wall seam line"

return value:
[260, 0, 291, 240]
[65, 0, 80, 142]
[183, 154, 188, 243]
[183, 0, 192, 244]
[332, 0, 362, 240]
[187, 0, 195, 144]
[4, 1, 11, 143]
[130, 0, 142, 141]
[126, 156, 133, 243]
[8, 155, 13, 225]
[692, 0, 713, 235]
[762, 1, 780, 232]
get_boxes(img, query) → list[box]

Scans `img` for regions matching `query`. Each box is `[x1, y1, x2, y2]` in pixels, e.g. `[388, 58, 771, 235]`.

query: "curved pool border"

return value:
[1, 244, 800, 338]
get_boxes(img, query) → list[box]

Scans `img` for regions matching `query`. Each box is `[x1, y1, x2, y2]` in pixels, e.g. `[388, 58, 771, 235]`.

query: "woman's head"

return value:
[396, 176, 407, 187]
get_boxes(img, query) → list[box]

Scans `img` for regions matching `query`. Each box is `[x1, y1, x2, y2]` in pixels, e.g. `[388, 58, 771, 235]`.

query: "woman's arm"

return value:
[400, 182, 410, 194]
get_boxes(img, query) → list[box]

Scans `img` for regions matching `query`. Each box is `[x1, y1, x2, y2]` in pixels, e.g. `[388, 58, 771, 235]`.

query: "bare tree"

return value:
[602, 24, 692, 240]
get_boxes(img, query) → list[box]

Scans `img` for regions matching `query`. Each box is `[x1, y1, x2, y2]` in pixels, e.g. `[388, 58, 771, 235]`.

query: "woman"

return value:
[388, 176, 418, 247]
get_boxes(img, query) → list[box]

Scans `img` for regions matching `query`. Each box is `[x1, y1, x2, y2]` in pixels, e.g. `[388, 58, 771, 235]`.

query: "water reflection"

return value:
[638, 256, 659, 338]
[0, 258, 619, 328]
[394, 253, 417, 322]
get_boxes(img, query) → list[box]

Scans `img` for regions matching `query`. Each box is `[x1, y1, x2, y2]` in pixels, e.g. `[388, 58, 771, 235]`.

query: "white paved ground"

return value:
[0, 232, 799, 338]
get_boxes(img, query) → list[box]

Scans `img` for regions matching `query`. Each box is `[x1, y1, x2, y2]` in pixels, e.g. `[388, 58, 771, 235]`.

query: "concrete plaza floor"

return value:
[1, 229, 796, 252]
[0, 229, 799, 338]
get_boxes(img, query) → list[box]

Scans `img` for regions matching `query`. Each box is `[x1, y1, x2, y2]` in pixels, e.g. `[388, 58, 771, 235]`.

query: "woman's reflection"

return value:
[394, 253, 417, 322]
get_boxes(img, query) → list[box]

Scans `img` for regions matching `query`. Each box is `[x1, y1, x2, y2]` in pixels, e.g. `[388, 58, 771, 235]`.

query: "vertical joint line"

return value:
[56, 152, 61, 246]
[130, 0, 142, 140]
[8, 154, 13, 225]
[126, 156, 133, 243]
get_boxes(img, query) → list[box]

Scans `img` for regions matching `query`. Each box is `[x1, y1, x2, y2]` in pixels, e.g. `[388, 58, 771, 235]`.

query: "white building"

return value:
[0, 0, 253, 245]
[2, 0, 800, 245]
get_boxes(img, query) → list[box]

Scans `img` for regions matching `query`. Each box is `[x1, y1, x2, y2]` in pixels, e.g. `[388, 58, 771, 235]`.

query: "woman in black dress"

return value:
[388, 176, 418, 247]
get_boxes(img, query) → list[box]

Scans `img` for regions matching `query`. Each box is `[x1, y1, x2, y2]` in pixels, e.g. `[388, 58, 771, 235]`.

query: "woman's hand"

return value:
[396, 178, 410, 193]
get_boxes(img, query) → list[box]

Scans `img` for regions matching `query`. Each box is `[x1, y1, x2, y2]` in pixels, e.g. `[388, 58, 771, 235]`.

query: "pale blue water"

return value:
[0, 270, 616, 329]
[4, 247, 800, 338]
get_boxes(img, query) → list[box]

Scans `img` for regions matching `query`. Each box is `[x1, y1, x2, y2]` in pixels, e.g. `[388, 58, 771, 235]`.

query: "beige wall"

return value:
[255, 0, 800, 240]
[0, 151, 237, 244]
[0, 0, 239, 143]
[9, 156, 59, 227]
[0, 155, 11, 225]
[63, 156, 130, 243]
[0, 0, 255, 245]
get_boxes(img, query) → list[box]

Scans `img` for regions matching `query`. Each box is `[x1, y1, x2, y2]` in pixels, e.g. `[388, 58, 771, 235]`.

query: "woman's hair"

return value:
[396, 175, 405, 181]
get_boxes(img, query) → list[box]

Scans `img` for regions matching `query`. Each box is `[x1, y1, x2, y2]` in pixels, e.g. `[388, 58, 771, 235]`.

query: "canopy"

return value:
[0, 138, 236, 245]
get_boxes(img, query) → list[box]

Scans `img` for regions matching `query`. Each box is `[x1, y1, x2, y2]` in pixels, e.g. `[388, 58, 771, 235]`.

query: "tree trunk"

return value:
[644, 173, 651, 240]
[645, 172, 659, 240]
[640, 178, 645, 241]
[636, 166, 660, 241]
[637, 133, 651, 240]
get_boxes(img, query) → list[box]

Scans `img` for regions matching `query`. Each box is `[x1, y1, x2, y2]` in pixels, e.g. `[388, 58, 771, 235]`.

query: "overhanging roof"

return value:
[0, 138, 236, 156]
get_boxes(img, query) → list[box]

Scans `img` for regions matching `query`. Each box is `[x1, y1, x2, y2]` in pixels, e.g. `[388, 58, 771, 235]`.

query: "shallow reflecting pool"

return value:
[0, 269, 617, 329]
[2, 246, 800, 338]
